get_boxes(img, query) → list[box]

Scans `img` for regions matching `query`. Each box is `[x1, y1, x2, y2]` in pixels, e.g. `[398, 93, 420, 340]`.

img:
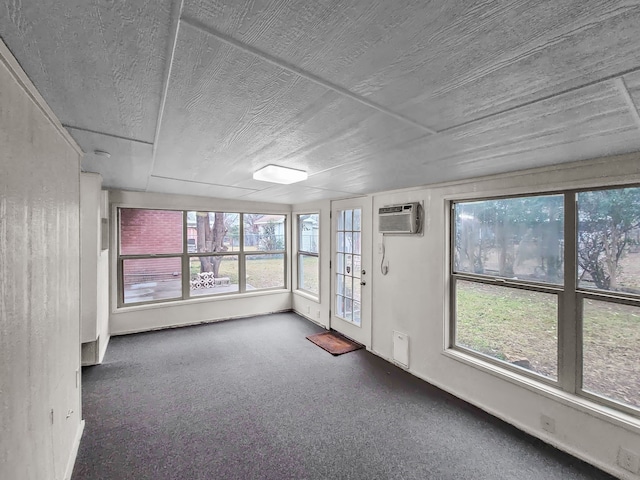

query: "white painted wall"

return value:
[97, 247, 110, 360]
[108, 190, 293, 334]
[293, 154, 640, 479]
[0, 41, 83, 480]
[80, 173, 110, 365]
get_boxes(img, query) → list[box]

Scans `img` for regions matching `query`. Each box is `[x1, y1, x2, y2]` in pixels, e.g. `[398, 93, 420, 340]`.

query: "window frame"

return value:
[296, 213, 320, 298]
[117, 209, 288, 307]
[242, 214, 287, 292]
[186, 211, 242, 296]
[449, 186, 640, 418]
[117, 208, 185, 307]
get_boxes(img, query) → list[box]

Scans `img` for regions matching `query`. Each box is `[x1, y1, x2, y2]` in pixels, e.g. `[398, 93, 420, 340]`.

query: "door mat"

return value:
[306, 331, 364, 356]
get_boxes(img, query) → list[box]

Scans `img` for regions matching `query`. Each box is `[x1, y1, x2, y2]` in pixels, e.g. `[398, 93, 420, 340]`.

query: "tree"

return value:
[455, 196, 563, 282]
[243, 214, 262, 247]
[260, 221, 284, 251]
[196, 212, 228, 277]
[577, 188, 640, 290]
[455, 203, 486, 274]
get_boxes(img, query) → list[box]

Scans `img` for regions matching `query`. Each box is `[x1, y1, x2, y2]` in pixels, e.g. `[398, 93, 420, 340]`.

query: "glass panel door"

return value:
[331, 197, 371, 348]
[335, 208, 362, 326]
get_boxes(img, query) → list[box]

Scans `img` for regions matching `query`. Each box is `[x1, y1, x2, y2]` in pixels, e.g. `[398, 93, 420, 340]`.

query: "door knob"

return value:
[360, 281, 366, 286]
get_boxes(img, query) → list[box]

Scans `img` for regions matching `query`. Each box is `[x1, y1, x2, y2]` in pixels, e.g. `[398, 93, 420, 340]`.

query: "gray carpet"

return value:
[73, 312, 614, 480]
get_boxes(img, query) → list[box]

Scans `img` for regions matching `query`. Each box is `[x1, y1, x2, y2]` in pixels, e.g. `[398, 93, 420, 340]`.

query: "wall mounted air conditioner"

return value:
[378, 202, 422, 234]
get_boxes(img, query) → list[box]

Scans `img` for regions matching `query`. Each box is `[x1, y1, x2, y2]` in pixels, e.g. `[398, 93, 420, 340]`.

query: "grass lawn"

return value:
[246, 256, 285, 289]
[190, 255, 284, 289]
[298, 255, 319, 294]
[456, 281, 640, 409]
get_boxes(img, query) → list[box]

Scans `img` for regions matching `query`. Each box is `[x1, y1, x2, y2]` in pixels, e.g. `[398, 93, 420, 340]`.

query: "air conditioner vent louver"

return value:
[378, 202, 422, 234]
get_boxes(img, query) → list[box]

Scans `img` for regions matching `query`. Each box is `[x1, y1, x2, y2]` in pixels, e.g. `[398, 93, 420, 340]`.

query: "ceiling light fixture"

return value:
[253, 164, 308, 184]
[94, 150, 111, 158]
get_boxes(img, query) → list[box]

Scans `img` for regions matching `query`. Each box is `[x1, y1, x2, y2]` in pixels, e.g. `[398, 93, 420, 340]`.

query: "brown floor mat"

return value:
[306, 331, 364, 356]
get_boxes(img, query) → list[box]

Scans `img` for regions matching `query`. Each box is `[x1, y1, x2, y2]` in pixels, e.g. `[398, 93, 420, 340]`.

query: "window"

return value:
[451, 187, 640, 415]
[188, 212, 240, 296]
[297, 213, 319, 296]
[244, 214, 286, 290]
[452, 195, 563, 381]
[119, 208, 184, 304]
[577, 188, 640, 410]
[118, 209, 287, 305]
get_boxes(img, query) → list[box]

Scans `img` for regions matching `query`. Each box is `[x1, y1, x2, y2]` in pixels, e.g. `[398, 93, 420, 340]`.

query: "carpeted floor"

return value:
[73, 312, 614, 480]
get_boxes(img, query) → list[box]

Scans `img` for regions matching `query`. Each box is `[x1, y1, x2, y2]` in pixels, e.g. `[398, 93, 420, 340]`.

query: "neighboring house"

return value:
[120, 209, 183, 285]
[253, 215, 286, 250]
[300, 215, 319, 252]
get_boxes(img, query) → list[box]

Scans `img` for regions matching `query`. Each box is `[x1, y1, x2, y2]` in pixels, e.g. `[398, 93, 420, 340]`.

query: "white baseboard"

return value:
[64, 420, 85, 480]
[293, 309, 328, 329]
[367, 349, 628, 480]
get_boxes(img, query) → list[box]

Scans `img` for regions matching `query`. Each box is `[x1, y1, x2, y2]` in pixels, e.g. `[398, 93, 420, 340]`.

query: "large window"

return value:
[451, 187, 640, 415]
[188, 212, 240, 296]
[118, 209, 287, 305]
[297, 213, 319, 296]
[119, 208, 184, 304]
[244, 214, 286, 290]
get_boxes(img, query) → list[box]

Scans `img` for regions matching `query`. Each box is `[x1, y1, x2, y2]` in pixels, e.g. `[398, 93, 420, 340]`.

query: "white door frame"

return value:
[330, 196, 372, 349]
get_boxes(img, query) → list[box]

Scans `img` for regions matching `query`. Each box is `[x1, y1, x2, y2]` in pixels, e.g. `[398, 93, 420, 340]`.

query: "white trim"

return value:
[64, 420, 85, 480]
[111, 308, 292, 336]
[370, 348, 632, 479]
[293, 289, 320, 302]
[112, 288, 290, 315]
[293, 210, 322, 301]
[416, 368, 630, 480]
[98, 334, 110, 364]
[293, 309, 327, 328]
[615, 77, 640, 130]
[0, 38, 83, 155]
[443, 348, 640, 434]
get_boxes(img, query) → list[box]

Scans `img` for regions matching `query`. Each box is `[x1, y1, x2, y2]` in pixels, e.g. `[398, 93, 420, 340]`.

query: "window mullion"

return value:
[117, 257, 124, 307]
[239, 214, 246, 293]
[559, 192, 578, 394]
[182, 211, 189, 299]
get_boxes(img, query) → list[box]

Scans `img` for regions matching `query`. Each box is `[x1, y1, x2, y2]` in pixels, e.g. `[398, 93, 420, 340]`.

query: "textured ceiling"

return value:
[2, 0, 640, 204]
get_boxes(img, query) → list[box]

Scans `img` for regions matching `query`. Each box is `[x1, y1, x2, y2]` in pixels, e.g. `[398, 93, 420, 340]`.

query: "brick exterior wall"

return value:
[120, 209, 183, 286]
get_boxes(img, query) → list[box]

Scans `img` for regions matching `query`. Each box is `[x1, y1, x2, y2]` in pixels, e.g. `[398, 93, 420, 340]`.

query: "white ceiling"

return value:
[2, 1, 640, 204]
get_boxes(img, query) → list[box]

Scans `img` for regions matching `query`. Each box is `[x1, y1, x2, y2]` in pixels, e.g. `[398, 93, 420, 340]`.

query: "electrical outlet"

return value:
[316, 309, 320, 319]
[306, 305, 311, 314]
[540, 415, 555, 434]
[378, 243, 383, 254]
[618, 447, 640, 473]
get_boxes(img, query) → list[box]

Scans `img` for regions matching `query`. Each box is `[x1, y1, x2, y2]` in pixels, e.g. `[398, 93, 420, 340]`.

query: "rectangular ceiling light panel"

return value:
[253, 164, 308, 184]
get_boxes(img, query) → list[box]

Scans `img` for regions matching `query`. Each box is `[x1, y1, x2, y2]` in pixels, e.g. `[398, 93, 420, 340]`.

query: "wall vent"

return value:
[393, 331, 409, 368]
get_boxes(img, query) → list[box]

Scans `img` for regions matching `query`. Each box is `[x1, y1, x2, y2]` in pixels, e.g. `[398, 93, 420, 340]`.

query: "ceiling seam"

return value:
[615, 77, 640, 130]
[146, 0, 186, 191]
[179, 15, 437, 136]
[438, 65, 640, 135]
[63, 125, 154, 145]
[150, 174, 259, 192]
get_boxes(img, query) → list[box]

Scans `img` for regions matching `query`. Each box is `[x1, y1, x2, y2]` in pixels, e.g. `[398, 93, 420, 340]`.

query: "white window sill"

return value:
[293, 289, 320, 302]
[112, 288, 290, 314]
